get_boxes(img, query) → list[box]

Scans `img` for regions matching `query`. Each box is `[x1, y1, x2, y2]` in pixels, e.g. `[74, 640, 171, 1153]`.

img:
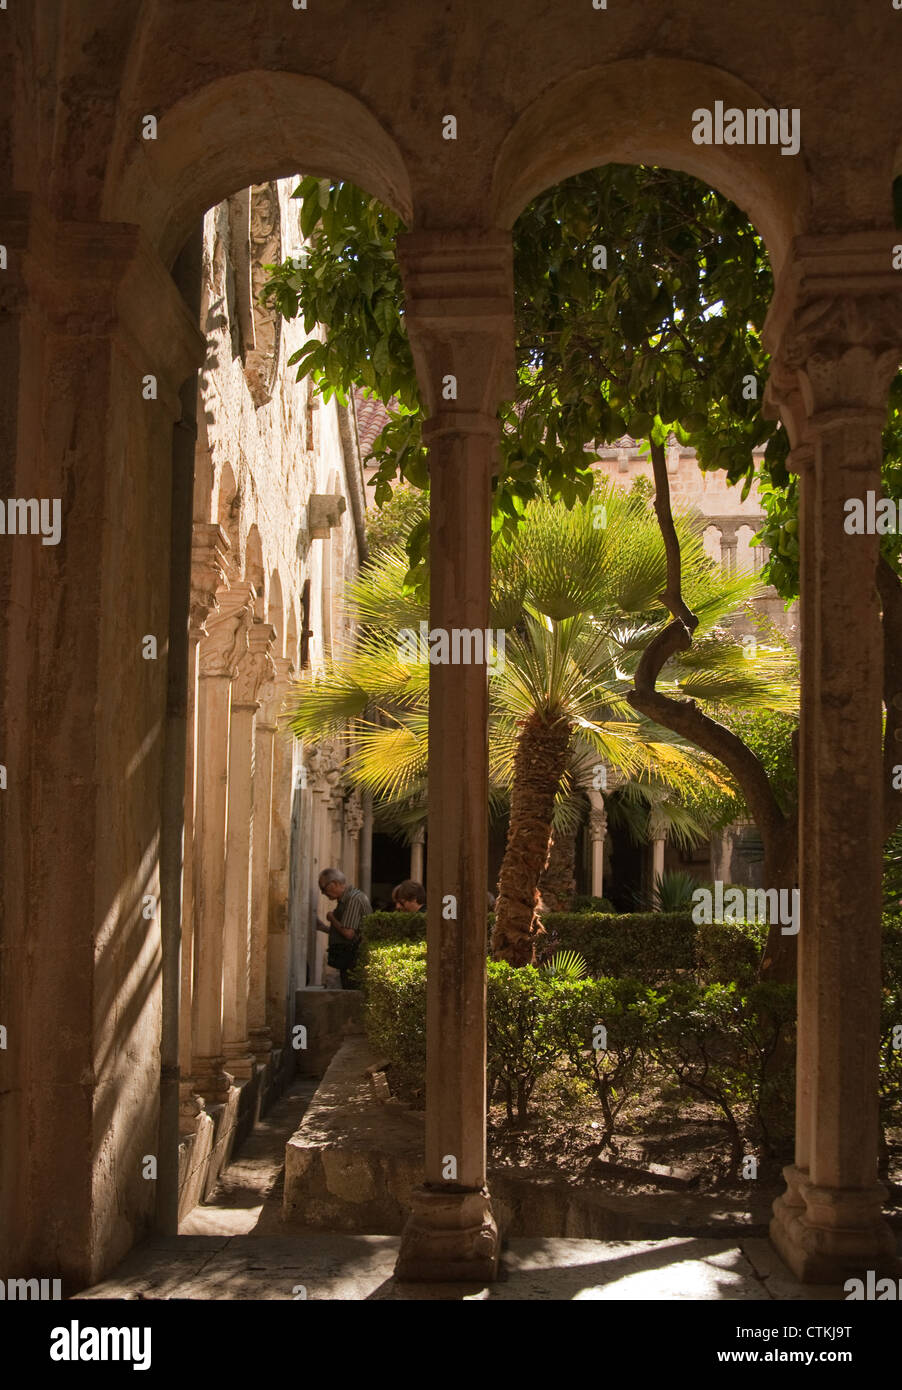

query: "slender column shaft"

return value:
[393, 228, 515, 1281]
[249, 715, 276, 1056]
[192, 585, 252, 1100]
[222, 702, 256, 1079]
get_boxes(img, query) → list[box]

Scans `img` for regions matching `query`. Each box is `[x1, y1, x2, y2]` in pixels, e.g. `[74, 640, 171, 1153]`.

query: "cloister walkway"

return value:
[72, 1081, 855, 1303]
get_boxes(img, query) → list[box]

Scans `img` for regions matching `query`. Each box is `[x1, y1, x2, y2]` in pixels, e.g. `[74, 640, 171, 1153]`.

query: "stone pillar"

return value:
[179, 522, 230, 1132]
[248, 647, 288, 1061]
[222, 611, 275, 1080]
[586, 794, 608, 899]
[652, 835, 666, 884]
[394, 231, 516, 1281]
[192, 583, 253, 1102]
[410, 823, 426, 883]
[764, 247, 902, 1281]
[0, 202, 205, 1286]
[266, 655, 296, 1044]
[719, 527, 738, 576]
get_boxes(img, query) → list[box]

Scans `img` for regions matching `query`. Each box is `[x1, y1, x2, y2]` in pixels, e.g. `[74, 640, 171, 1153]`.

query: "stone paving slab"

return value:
[74, 1232, 851, 1300]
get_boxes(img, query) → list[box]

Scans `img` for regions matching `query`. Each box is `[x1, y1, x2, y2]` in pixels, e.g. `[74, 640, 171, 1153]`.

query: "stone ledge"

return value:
[282, 1036, 779, 1241]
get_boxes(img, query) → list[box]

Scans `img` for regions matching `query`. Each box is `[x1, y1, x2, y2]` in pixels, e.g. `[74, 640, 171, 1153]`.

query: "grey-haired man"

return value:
[316, 868, 371, 988]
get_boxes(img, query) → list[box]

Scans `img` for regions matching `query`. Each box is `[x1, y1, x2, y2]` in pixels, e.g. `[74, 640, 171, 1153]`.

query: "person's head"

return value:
[319, 868, 347, 901]
[392, 879, 426, 912]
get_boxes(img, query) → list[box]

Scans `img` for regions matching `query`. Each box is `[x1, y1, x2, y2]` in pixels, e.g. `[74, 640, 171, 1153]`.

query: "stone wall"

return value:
[174, 176, 370, 1219]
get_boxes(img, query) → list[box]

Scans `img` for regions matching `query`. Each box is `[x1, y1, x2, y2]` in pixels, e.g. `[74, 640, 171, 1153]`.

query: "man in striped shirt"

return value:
[316, 868, 371, 989]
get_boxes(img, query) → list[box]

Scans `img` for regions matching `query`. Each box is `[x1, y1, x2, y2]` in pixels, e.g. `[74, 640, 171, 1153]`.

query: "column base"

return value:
[770, 1164, 899, 1283]
[190, 1057, 235, 1104]
[178, 1082, 206, 1136]
[222, 1043, 255, 1081]
[394, 1186, 499, 1283]
[249, 1027, 273, 1063]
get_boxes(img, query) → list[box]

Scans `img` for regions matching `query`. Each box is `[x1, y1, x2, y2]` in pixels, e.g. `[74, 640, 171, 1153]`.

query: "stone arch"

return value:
[245, 524, 265, 618]
[736, 522, 760, 574]
[216, 460, 241, 571]
[490, 57, 809, 273]
[102, 70, 414, 268]
[286, 602, 300, 673]
[267, 569, 285, 659]
[702, 523, 722, 567]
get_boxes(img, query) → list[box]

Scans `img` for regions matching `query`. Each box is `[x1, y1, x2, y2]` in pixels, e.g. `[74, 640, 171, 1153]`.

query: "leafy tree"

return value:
[286, 485, 797, 966]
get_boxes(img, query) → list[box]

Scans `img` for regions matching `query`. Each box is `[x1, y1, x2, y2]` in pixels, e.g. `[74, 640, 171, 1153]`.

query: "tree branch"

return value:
[627, 438, 791, 848]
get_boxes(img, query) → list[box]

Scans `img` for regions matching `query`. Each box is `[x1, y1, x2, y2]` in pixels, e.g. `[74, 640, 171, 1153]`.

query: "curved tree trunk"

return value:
[758, 824, 799, 983]
[492, 712, 572, 966]
[538, 815, 580, 914]
[628, 440, 800, 983]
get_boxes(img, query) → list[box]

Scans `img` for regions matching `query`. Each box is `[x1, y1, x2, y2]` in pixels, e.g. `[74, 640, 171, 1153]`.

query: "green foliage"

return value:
[571, 894, 617, 914]
[649, 980, 796, 1166]
[540, 911, 698, 983]
[362, 941, 427, 1100]
[884, 826, 902, 912]
[550, 976, 659, 1137]
[361, 921, 902, 1157]
[694, 917, 769, 987]
[652, 869, 699, 912]
[487, 966, 564, 1122]
[361, 910, 427, 943]
[265, 170, 902, 602]
[540, 949, 589, 981]
[365, 482, 429, 560]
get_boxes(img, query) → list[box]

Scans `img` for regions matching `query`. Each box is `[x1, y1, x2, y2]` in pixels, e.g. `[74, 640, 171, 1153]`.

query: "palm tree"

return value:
[286, 482, 798, 965]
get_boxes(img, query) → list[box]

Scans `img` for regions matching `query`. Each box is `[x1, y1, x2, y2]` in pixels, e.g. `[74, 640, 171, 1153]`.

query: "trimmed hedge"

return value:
[570, 894, 617, 914]
[362, 940, 427, 1099]
[362, 910, 427, 943]
[540, 911, 697, 982]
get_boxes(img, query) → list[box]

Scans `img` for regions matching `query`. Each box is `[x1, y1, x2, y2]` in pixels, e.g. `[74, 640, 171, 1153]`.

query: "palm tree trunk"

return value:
[538, 815, 580, 914]
[492, 711, 572, 966]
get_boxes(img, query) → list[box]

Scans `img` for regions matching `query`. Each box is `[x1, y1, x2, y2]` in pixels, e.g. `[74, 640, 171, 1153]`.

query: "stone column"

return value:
[266, 655, 296, 1044]
[410, 823, 426, 883]
[652, 835, 666, 885]
[764, 246, 902, 1282]
[0, 203, 206, 1285]
[586, 794, 608, 899]
[248, 646, 288, 1061]
[192, 583, 253, 1102]
[179, 522, 230, 1131]
[222, 611, 275, 1081]
[394, 231, 516, 1281]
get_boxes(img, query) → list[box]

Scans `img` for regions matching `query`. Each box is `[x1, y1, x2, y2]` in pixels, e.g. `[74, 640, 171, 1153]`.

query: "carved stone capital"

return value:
[764, 233, 902, 431]
[344, 789, 365, 839]
[303, 739, 345, 801]
[588, 807, 608, 842]
[232, 621, 277, 708]
[190, 523, 231, 638]
[397, 230, 516, 417]
[199, 581, 254, 680]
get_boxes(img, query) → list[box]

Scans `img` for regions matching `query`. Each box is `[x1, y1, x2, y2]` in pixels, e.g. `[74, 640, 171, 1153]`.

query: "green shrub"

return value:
[362, 941, 427, 1102]
[649, 979, 796, 1169]
[694, 918, 768, 986]
[361, 910, 427, 943]
[486, 965, 564, 1122]
[540, 911, 697, 983]
[571, 895, 617, 914]
[652, 869, 699, 912]
[550, 976, 659, 1140]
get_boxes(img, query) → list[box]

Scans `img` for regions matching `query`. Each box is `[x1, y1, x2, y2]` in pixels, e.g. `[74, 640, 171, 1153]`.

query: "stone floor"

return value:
[73, 1077, 861, 1301]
